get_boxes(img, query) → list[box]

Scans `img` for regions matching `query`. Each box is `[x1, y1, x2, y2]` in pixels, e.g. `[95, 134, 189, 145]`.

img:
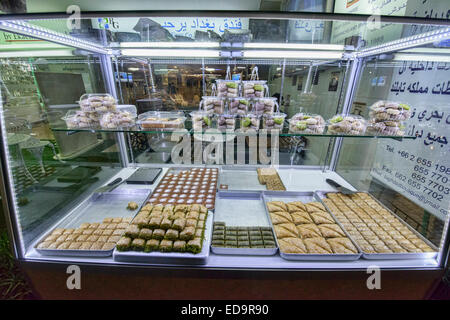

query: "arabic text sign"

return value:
[371, 60, 450, 220]
[92, 17, 247, 39]
[288, 20, 324, 42]
[156, 18, 246, 38]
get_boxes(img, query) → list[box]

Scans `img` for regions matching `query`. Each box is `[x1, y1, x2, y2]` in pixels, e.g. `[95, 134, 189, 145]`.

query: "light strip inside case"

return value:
[121, 48, 221, 58]
[244, 43, 345, 51]
[0, 49, 74, 58]
[120, 41, 220, 48]
[243, 50, 343, 60]
[0, 20, 109, 54]
[357, 27, 450, 58]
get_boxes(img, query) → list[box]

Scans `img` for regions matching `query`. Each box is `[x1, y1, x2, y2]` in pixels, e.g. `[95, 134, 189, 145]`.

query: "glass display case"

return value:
[0, 5, 449, 298]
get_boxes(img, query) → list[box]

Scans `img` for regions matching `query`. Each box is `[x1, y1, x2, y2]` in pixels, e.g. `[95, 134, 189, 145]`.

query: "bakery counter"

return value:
[24, 244, 439, 270]
[22, 165, 442, 271]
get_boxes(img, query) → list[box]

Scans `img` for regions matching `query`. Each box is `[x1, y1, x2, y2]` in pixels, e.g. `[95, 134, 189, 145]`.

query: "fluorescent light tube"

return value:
[121, 48, 220, 58]
[0, 50, 74, 57]
[393, 53, 450, 62]
[243, 50, 342, 60]
[120, 42, 219, 48]
[244, 43, 344, 51]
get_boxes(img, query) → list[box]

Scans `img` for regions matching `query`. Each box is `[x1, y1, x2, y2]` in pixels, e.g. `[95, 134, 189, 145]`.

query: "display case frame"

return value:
[0, 10, 449, 276]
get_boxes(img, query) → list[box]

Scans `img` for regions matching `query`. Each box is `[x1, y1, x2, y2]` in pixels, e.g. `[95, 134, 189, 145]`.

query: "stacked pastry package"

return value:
[100, 109, 136, 129]
[327, 114, 367, 135]
[240, 113, 261, 132]
[199, 95, 224, 115]
[217, 112, 237, 131]
[288, 113, 325, 134]
[190, 110, 213, 132]
[242, 67, 267, 98]
[63, 93, 120, 129]
[367, 101, 411, 136]
[229, 98, 250, 116]
[216, 80, 240, 98]
[116, 203, 208, 254]
[266, 200, 358, 255]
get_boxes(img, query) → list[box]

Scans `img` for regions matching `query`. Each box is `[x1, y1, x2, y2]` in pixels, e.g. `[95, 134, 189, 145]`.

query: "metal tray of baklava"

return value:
[211, 191, 278, 256]
[113, 212, 213, 265]
[34, 188, 152, 257]
[315, 191, 439, 260]
[262, 191, 362, 261]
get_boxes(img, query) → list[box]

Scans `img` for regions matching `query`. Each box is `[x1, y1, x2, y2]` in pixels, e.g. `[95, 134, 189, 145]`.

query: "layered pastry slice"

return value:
[290, 211, 313, 225]
[327, 237, 358, 254]
[286, 201, 306, 213]
[305, 202, 326, 213]
[278, 237, 307, 254]
[309, 211, 335, 224]
[266, 201, 288, 213]
[318, 224, 346, 238]
[296, 224, 322, 239]
[303, 237, 333, 254]
[273, 223, 298, 238]
[270, 211, 293, 225]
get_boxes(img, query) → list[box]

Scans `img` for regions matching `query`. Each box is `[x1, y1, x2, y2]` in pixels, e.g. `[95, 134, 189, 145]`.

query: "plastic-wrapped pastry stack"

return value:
[288, 113, 325, 134]
[262, 112, 286, 131]
[79, 93, 117, 113]
[100, 111, 135, 129]
[63, 110, 100, 128]
[199, 96, 224, 115]
[240, 113, 260, 132]
[228, 98, 250, 116]
[217, 113, 236, 131]
[216, 80, 240, 98]
[242, 67, 267, 98]
[62, 93, 119, 128]
[190, 111, 213, 132]
[367, 101, 411, 136]
[253, 97, 277, 115]
[327, 114, 366, 135]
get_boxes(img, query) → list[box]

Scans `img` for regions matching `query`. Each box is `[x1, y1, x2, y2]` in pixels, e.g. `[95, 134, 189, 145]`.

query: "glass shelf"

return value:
[51, 125, 416, 140]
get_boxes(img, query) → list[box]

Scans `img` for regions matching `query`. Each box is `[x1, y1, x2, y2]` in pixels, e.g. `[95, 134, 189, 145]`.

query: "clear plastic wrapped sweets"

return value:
[63, 110, 100, 128]
[288, 113, 325, 134]
[229, 98, 249, 116]
[137, 111, 185, 130]
[253, 97, 277, 115]
[100, 111, 135, 129]
[262, 112, 286, 131]
[79, 93, 117, 113]
[200, 97, 224, 115]
[216, 80, 240, 98]
[327, 114, 366, 135]
[367, 120, 406, 136]
[190, 111, 213, 131]
[369, 101, 411, 121]
[217, 113, 236, 131]
[240, 113, 260, 132]
[242, 80, 266, 98]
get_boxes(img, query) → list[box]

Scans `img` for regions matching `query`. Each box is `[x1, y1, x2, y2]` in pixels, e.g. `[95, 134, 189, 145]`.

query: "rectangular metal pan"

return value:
[113, 212, 213, 265]
[315, 191, 439, 260]
[262, 191, 362, 261]
[211, 191, 278, 256]
[218, 166, 266, 191]
[34, 188, 152, 257]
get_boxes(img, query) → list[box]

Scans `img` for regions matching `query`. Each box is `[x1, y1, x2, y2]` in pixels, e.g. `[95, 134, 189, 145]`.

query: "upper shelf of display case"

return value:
[0, 10, 449, 60]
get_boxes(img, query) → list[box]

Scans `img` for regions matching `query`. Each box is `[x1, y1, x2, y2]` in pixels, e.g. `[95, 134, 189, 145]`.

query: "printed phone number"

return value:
[394, 152, 449, 202]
